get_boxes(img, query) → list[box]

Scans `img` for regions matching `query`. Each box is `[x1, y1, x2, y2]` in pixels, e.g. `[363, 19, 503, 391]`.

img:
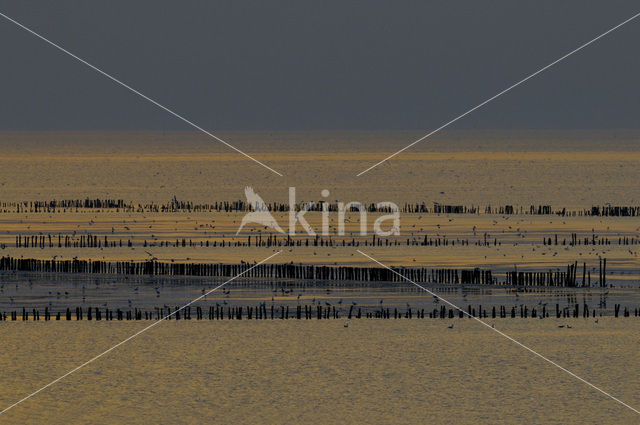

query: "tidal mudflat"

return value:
[1, 320, 639, 424]
[1, 130, 639, 422]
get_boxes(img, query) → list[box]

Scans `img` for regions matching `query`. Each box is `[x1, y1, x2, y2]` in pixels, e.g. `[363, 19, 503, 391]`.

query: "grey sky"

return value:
[0, 1, 639, 130]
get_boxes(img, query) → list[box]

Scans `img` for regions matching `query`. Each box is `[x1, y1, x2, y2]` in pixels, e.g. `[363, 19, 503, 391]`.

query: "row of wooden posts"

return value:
[13, 232, 639, 249]
[0, 256, 609, 287]
[505, 259, 607, 287]
[0, 303, 633, 321]
[3, 199, 640, 216]
[14, 234, 485, 249]
[4, 256, 494, 284]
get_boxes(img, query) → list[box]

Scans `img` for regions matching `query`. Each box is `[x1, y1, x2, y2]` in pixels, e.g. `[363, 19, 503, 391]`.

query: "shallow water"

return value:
[0, 271, 638, 318]
[0, 319, 639, 424]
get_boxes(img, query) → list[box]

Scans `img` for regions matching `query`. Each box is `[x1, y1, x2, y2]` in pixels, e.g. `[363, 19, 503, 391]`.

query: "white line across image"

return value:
[0, 250, 282, 415]
[0, 11, 283, 177]
[356, 249, 640, 415]
[357, 10, 640, 176]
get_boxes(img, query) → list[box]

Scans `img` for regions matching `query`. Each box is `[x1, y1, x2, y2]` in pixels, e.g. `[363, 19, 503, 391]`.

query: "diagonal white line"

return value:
[357, 10, 640, 176]
[0, 11, 283, 177]
[0, 250, 282, 415]
[356, 249, 640, 415]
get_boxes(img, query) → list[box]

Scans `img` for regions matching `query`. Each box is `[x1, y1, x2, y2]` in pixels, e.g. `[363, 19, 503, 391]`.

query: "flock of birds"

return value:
[0, 268, 621, 331]
[0, 279, 609, 330]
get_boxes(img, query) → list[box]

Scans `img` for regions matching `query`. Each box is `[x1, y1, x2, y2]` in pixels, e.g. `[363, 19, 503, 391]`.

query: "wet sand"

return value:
[0, 130, 639, 207]
[1, 319, 639, 424]
[1, 130, 639, 422]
